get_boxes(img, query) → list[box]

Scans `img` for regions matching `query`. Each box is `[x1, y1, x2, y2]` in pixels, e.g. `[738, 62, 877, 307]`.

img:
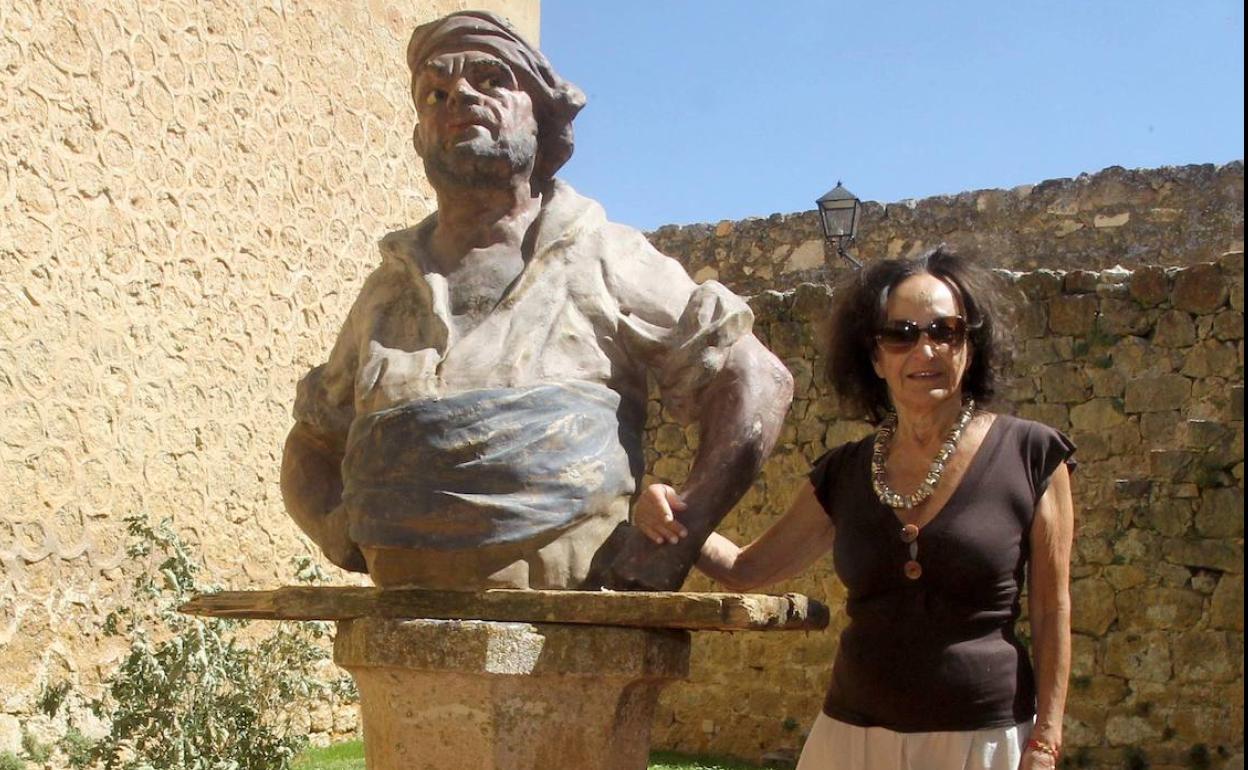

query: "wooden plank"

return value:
[179, 587, 829, 632]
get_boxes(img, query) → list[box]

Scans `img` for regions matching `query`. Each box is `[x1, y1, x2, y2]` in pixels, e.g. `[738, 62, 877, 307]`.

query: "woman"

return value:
[635, 247, 1074, 770]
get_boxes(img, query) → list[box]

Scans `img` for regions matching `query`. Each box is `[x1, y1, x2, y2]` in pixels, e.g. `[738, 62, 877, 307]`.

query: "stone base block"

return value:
[334, 617, 691, 770]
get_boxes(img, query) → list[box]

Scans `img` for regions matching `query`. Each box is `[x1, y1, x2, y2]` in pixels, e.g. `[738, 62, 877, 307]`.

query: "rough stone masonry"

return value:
[642, 163, 1243, 770]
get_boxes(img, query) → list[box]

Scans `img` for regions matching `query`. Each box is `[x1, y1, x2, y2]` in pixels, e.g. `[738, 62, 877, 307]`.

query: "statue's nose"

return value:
[448, 77, 482, 107]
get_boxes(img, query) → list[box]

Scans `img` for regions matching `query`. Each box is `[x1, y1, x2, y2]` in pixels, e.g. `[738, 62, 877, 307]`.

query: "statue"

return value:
[280, 11, 793, 591]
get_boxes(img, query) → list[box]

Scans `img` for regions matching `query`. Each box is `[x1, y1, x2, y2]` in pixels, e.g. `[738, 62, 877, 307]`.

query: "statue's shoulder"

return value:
[545, 180, 654, 257]
[378, 216, 435, 264]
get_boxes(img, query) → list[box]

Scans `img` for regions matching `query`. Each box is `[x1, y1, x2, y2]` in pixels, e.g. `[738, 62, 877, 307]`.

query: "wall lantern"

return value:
[815, 181, 862, 267]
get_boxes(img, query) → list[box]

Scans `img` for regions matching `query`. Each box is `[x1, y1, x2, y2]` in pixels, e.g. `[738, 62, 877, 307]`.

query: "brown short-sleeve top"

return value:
[808, 414, 1076, 732]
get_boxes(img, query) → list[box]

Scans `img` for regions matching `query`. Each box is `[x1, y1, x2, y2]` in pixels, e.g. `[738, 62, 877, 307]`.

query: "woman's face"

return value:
[871, 273, 973, 415]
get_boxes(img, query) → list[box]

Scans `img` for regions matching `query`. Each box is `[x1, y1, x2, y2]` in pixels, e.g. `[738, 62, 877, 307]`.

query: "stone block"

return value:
[1153, 309, 1197, 347]
[1048, 294, 1099, 335]
[1088, 366, 1126, 397]
[1163, 538, 1244, 574]
[1039, 363, 1092, 403]
[1132, 499, 1192, 537]
[1020, 337, 1074, 366]
[1181, 339, 1242, 378]
[1096, 298, 1153, 337]
[1064, 270, 1100, 293]
[1219, 249, 1245, 275]
[1148, 449, 1198, 481]
[1172, 263, 1228, 314]
[1210, 575, 1244, 631]
[1129, 265, 1170, 307]
[1233, 386, 1245, 422]
[1103, 630, 1172, 681]
[335, 618, 690, 770]
[1071, 634, 1098, 678]
[654, 424, 687, 454]
[1114, 477, 1152, 499]
[1196, 487, 1244, 538]
[1013, 301, 1048, 338]
[790, 283, 832, 319]
[1111, 335, 1173, 376]
[1105, 713, 1163, 745]
[1113, 528, 1160, 563]
[1173, 631, 1242, 683]
[1213, 310, 1245, 340]
[1076, 534, 1114, 565]
[1016, 269, 1063, 300]
[1115, 586, 1205, 630]
[1070, 577, 1116, 635]
[1124, 374, 1191, 413]
[1017, 402, 1069, 430]
[1070, 398, 1126, 431]
[1139, 410, 1181, 446]
[1103, 564, 1150, 590]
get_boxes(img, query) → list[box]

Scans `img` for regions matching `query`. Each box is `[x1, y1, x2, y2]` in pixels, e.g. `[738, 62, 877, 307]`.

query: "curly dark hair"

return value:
[824, 246, 1009, 422]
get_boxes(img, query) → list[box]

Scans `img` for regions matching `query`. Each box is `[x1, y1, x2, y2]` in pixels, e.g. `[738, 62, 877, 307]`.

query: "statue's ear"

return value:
[412, 124, 426, 157]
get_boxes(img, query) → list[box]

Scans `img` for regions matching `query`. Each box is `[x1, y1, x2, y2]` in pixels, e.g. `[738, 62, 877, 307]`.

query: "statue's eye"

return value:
[482, 76, 503, 90]
[424, 89, 446, 105]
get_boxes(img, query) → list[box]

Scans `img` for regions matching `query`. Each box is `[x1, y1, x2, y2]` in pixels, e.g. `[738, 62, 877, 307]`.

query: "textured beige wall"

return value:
[0, 0, 536, 740]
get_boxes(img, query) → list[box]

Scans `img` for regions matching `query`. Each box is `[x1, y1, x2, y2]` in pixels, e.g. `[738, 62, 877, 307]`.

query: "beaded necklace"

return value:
[871, 398, 976, 580]
[871, 398, 976, 510]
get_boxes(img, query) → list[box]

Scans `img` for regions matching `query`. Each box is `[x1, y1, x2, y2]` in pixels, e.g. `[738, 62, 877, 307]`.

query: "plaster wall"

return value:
[0, 0, 537, 746]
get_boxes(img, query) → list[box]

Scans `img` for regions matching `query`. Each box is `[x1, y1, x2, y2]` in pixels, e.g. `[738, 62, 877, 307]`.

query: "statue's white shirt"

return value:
[293, 181, 753, 447]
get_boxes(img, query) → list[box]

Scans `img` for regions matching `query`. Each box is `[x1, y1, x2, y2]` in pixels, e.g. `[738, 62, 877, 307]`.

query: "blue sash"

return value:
[342, 381, 640, 550]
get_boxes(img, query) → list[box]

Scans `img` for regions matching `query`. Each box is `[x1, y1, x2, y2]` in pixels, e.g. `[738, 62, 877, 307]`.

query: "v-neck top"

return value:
[808, 414, 1076, 732]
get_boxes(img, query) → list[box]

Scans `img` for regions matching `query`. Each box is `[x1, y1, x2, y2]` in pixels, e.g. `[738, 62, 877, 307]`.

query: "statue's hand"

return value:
[632, 484, 690, 545]
[320, 506, 368, 573]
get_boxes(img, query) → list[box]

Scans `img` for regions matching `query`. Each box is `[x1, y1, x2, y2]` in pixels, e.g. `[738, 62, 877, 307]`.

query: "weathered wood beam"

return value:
[179, 587, 829, 632]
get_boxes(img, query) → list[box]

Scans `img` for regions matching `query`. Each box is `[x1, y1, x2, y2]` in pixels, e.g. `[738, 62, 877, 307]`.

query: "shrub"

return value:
[78, 515, 354, 770]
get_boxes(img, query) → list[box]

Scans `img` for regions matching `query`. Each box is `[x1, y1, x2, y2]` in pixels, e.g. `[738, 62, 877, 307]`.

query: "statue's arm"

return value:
[605, 333, 793, 590]
[280, 297, 367, 573]
[589, 229, 792, 589]
[281, 421, 365, 572]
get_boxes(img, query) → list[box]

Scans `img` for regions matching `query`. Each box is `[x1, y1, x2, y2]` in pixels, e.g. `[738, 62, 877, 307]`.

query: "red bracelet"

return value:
[1026, 738, 1060, 760]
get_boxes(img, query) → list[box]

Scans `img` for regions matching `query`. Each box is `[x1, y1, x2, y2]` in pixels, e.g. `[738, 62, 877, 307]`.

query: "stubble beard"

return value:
[420, 130, 539, 191]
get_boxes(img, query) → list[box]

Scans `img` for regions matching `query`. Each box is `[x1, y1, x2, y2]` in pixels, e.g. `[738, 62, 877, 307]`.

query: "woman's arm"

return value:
[633, 481, 834, 592]
[1023, 463, 1074, 768]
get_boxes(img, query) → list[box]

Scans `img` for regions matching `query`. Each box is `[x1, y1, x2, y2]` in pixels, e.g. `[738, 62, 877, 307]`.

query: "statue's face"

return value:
[413, 50, 539, 185]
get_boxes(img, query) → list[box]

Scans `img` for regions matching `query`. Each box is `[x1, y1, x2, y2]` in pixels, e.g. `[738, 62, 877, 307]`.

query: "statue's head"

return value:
[406, 12, 586, 188]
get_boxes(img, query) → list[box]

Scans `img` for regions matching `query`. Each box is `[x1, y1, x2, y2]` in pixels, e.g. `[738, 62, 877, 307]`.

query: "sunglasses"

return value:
[875, 316, 968, 352]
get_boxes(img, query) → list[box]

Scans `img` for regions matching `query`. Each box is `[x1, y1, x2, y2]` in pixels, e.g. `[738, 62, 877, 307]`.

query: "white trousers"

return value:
[796, 713, 1032, 770]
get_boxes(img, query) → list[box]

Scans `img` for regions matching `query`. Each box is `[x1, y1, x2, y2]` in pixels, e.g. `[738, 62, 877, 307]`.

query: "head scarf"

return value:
[407, 11, 586, 181]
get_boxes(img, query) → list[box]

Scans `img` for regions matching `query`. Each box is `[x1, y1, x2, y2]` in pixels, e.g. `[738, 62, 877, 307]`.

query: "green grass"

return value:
[293, 740, 366, 770]
[293, 742, 765, 769]
[648, 750, 767, 769]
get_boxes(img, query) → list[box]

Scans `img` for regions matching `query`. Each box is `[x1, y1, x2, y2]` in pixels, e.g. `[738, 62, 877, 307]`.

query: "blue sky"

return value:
[541, 1, 1245, 230]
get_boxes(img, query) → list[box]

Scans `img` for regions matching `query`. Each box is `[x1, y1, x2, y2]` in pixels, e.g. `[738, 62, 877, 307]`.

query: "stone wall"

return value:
[0, 0, 537, 751]
[643, 243, 1245, 766]
[649, 163, 1244, 297]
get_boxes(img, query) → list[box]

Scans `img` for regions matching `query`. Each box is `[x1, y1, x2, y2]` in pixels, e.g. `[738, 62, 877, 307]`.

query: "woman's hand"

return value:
[1019, 744, 1058, 770]
[633, 483, 690, 544]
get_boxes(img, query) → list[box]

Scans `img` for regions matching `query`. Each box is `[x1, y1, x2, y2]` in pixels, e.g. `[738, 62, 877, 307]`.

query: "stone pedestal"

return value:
[181, 587, 828, 769]
[334, 616, 690, 770]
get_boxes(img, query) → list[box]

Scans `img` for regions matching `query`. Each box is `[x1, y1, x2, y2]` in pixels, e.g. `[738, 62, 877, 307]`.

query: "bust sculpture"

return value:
[280, 11, 793, 591]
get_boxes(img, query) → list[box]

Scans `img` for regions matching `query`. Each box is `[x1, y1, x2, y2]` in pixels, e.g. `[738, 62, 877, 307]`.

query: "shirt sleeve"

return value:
[808, 442, 855, 526]
[603, 225, 754, 424]
[1025, 421, 1078, 504]
[291, 309, 359, 454]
